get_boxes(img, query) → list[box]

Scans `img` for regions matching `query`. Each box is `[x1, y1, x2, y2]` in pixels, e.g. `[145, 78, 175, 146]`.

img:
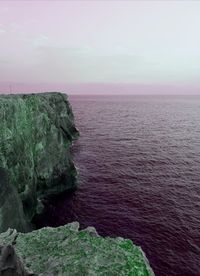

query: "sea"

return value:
[35, 95, 200, 276]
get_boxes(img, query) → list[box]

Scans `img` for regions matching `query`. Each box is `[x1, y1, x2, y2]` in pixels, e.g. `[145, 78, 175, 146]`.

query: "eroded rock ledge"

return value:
[0, 222, 154, 276]
[0, 92, 79, 231]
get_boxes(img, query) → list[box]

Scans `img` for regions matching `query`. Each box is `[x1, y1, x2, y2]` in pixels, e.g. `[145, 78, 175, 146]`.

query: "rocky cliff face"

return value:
[0, 168, 29, 233]
[0, 92, 79, 230]
[0, 92, 154, 275]
[0, 222, 154, 276]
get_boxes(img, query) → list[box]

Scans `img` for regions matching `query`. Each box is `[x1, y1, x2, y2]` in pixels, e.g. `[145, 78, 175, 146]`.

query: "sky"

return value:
[0, 0, 200, 94]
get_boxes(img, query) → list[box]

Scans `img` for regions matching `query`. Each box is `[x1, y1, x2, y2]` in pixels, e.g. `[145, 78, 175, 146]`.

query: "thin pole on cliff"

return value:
[9, 84, 12, 93]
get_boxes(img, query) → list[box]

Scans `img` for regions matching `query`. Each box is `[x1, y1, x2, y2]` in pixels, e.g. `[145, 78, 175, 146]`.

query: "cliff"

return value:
[0, 92, 79, 230]
[0, 92, 154, 275]
[0, 222, 154, 276]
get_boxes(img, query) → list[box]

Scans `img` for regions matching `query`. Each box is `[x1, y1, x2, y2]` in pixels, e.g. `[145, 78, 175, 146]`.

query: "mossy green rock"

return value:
[0, 92, 79, 225]
[0, 222, 154, 276]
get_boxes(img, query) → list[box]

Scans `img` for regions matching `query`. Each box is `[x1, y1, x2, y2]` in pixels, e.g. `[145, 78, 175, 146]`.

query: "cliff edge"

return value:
[0, 222, 154, 276]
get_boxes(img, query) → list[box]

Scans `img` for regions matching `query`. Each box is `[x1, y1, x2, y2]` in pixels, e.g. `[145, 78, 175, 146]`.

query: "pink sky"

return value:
[0, 1, 200, 94]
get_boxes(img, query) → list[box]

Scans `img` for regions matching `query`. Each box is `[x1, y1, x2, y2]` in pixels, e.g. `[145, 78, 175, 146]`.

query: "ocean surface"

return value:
[35, 95, 200, 276]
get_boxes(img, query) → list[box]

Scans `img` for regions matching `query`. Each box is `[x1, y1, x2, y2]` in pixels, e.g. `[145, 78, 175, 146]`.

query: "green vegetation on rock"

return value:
[0, 222, 154, 276]
[0, 92, 79, 228]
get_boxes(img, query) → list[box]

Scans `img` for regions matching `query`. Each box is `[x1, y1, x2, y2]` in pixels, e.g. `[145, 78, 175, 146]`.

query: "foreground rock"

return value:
[0, 222, 154, 276]
[0, 92, 79, 230]
[0, 245, 30, 276]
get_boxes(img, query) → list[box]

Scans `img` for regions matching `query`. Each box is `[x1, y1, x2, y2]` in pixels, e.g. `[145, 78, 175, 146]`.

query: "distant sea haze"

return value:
[35, 95, 200, 276]
[1, 82, 200, 95]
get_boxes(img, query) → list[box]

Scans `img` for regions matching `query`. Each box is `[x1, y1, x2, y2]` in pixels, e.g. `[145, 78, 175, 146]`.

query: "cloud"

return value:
[0, 26, 6, 35]
[31, 35, 49, 48]
[0, 59, 10, 64]
[0, 41, 199, 85]
[25, 45, 155, 83]
[31, 45, 200, 84]
[0, 6, 8, 14]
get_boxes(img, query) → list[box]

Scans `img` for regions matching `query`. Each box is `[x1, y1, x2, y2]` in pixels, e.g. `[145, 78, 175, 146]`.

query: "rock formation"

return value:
[0, 244, 31, 276]
[0, 168, 29, 233]
[0, 92, 79, 230]
[0, 92, 154, 275]
[0, 223, 154, 276]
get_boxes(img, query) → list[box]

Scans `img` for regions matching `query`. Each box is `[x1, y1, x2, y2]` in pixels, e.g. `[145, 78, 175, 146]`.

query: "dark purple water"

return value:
[36, 95, 200, 276]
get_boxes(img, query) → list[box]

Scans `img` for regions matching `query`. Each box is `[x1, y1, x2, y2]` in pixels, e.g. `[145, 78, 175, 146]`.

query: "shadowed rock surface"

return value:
[0, 223, 154, 276]
[0, 168, 29, 233]
[0, 244, 31, 276]
[0, 92, 79, 227]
